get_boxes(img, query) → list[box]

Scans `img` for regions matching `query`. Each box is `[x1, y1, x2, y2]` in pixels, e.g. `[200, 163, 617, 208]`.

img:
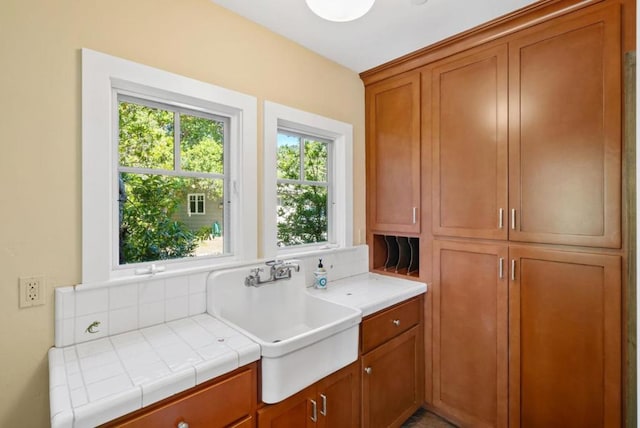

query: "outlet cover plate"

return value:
[19, 276, 45, 308]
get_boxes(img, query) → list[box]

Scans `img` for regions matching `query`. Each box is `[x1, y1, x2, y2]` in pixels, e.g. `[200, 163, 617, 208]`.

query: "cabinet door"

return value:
[366, 72, 421, 234]
[257, 386, 316, 428]
[362, 326, 422, 428]
[432, 240, 508, 427]
[316, 362, 360, 428]
[508, 4, 621, 248]
[509, 247, 621, 427]
[432, 44, 508, 240]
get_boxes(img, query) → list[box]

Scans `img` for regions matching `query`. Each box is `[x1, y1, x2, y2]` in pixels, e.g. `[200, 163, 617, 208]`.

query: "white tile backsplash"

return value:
[55, 287, 75, 320]
[139, 302, 164, 328]
[139, 279, 165, 303]
[75, 288, 109, 317]
[165, 277, 188, 298]
[165, 296, 188, 322]
[75, 312, 109, 344]
[109, 284, 138, 310]
[108, 306, 138, 336]
[188, 292, 206, 316]
[55, 245, 369, 347]
[188, 272, 207, 294]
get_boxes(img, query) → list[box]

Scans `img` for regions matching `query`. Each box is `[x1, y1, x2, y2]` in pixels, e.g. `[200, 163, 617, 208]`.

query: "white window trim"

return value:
[82, 48, 257, 284]
[263, 101, 353, 259]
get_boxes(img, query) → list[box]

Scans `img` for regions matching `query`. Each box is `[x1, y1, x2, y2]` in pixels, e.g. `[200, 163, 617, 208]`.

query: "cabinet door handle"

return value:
[320, 393, 327, 416]
[364, 366, 372, 375]
[499, 258, 504, 279]
[310, 399, 318, 422]
[511, 209, 516, 230]
[177, 422, 189, 428]
[499, 208, 504, 229]
[511, 259, 516, 281]
[392, 319, 401, 326]
[412, 207, 417, 224]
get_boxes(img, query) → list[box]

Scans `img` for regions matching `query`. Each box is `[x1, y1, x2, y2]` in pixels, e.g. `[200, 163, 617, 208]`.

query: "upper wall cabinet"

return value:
[432, 44, 509, 240]
[431, 4, 621, 248]
[508, 4, 621, 248]
[366, 72, 421, 234]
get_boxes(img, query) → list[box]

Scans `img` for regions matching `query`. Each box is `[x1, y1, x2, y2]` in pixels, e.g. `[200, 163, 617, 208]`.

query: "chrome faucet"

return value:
[244, 260, 300, 287]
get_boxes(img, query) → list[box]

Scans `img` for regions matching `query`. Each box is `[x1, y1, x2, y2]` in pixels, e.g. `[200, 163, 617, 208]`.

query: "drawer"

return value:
[109, 366, 255, 427]
[361, 297, 421, 354]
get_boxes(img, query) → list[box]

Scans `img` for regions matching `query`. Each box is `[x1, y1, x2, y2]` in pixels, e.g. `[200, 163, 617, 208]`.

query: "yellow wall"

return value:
[0, 0, 365, 425]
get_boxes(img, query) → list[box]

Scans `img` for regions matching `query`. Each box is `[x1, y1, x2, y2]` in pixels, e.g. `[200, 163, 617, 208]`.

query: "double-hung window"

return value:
[82, 49, 257, 283]
[263, 101, 353, 258]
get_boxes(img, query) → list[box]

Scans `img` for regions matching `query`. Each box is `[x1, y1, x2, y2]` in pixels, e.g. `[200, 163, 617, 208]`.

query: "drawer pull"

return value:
[310, 399, 318, 422]
[364, 367, 372, 375]
[177, 422, 189, 428]
[392, 319, 401, 326]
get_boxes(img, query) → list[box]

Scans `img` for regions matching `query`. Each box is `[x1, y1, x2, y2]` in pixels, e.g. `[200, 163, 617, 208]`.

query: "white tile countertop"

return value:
[49, 271, 427, 427]
[307, 272, 428, 317]
[49, 314, 260, 428]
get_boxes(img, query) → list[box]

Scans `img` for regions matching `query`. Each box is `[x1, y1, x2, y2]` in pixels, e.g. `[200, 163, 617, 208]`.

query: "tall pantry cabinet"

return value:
[362, 1, 628, 427]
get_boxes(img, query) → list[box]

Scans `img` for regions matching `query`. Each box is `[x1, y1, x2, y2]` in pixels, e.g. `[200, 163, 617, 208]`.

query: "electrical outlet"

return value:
[19, 276, 45, 308]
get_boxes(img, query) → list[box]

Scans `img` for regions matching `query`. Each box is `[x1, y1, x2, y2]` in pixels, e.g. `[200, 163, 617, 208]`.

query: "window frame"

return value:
[82, 48, 257, 284]
[263, 101, 353, 258]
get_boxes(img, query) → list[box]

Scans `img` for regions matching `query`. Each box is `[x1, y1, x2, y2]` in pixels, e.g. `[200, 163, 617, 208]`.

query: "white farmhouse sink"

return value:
[207, 263, 361, 403]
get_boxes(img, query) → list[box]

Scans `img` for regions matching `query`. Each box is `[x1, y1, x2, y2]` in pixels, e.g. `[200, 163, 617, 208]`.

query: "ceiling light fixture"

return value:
[305, 0, 376, 22]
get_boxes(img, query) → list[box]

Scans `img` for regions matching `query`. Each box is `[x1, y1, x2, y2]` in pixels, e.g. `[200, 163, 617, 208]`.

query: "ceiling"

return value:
[209, 0, 540, 73]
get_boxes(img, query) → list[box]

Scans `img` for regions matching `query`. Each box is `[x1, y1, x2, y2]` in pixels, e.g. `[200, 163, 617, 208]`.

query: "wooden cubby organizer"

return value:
[372, 234, 419, 277]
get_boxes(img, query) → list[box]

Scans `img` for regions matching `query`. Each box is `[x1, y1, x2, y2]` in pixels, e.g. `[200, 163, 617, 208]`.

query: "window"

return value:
[188, 194, 206, 215]
[82, 49, 257, 283]
[276, 130, 331, 247]
[263, 101, 353, 258]
[117, 96, 229, 265]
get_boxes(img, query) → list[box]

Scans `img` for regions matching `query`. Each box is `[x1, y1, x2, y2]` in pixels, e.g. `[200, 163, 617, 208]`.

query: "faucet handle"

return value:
[281, 260, 300, 272]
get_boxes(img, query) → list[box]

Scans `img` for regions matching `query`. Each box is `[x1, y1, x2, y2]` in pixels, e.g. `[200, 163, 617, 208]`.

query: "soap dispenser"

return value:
[314, 258, 328, 289]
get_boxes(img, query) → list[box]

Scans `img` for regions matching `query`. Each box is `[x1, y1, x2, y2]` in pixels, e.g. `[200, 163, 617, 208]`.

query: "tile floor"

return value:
[401, 408, 457, 428]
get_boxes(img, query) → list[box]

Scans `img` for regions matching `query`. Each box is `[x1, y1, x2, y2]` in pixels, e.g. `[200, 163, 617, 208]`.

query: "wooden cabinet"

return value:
[432, 242, 622, 428]
[509, 247, 621, 427]
[432, 44, 509, 240]
[102, 363, 257, 428]
[508, 4, 621, 248]
[363, 2, 626, 427]
[430, 4, 621, 248]
[431, 240, 508, 427]
[366, 72, 421, 234]
[257, 362, 360, 428]
[361, 296, 424, 428]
